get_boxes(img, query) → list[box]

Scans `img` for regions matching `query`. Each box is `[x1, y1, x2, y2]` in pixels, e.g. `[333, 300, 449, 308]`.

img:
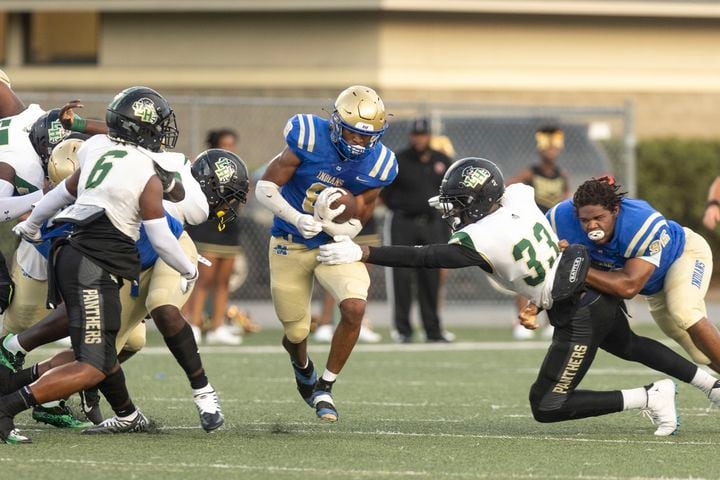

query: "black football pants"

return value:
[529, 289, 697, 423]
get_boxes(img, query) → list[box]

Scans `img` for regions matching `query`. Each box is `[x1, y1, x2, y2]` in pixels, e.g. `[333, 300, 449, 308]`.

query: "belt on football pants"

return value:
[278, 232, 307, 245]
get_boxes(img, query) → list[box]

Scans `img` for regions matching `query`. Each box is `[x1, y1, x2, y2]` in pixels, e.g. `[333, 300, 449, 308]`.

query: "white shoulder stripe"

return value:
[305, 114, 315, 153]
[368, 145, 388, 178]
[623, 212, 662, 257]
[633, 220, 668, 257]
[297, 115, 306, 150]
[380, 152, 396, 181]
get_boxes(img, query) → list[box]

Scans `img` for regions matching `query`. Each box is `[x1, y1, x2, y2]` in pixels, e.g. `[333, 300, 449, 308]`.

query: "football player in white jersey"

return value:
[319, 157, 720, 436]
[0, 86, 196, 444]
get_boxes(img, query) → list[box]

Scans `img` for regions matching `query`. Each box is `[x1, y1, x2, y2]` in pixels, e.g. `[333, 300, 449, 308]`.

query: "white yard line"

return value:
[0, 456, 706, 480]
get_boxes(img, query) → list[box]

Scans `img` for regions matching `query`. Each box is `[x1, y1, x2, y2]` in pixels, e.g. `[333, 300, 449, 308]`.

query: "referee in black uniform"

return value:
[381, 118, 453, 343]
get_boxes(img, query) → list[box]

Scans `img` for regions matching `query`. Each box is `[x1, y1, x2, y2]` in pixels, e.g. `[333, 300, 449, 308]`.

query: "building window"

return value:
[26, 12, 98, 64]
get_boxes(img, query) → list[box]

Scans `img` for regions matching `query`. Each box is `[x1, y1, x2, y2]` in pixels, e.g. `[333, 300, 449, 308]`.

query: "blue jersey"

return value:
[35, 212, 184, 271]
[547, 198, 685, 295]
[137, 212, 184, 270]
[271, 114, 398, 248]
[35, 221, 73, 259]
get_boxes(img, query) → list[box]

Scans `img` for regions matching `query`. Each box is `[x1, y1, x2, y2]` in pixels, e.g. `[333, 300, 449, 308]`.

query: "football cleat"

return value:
[79, 389, 104, 425]
[82, 410, 150, 435]
[32, 402, 93, 429]
[0, 335, 25, 372]
[292, 359, 317, 407]
[312, 380, 338, 422]
[193, 385, 224, 432]
[642, 379, 679, 436]
[708, 380, 720, 408]
[0, 414, 31, 444]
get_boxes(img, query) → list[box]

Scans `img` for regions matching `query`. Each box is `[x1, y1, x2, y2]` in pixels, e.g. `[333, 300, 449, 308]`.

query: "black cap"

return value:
[411, 117, 430, 135]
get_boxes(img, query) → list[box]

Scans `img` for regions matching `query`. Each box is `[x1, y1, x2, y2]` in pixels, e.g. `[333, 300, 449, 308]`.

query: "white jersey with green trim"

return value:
[448, 184, 561, 309]
[76, 135, 158, 240]
[0, 104, 45, 194]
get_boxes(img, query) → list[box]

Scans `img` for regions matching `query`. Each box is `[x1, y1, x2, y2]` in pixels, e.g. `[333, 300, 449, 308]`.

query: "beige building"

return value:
[1, 0, 720, 138]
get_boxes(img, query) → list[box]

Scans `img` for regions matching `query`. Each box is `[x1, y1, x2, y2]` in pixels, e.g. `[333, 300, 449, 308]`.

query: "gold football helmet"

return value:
[330, 85, 387, 160]
[48, 138, 83, 185]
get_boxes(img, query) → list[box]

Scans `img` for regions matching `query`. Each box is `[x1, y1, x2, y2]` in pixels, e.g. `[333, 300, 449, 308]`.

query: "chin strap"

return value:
[217, 211, 227, 232]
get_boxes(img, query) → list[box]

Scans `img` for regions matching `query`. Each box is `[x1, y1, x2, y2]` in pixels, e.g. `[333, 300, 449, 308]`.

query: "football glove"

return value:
[294, 214, 323, 239]
[317, 235, 363, 265]
[180, 267, 199, 295]
[313, 187, 346, 223]
[12, 220, 42, 244]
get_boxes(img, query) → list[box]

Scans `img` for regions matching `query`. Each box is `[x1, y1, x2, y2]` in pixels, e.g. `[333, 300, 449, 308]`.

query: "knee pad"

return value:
[284, 317, 311, 344]
[122, 323, 147, 353]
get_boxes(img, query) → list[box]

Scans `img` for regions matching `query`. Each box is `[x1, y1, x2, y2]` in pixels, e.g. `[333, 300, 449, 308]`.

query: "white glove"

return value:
[428, 195, 452, 212]
[317, 235, 363, 265]
[12, 220, 42, 244]
[180, 267, 199, 294]
[294, 214, 323, 239]
[313, 187, 346, 223]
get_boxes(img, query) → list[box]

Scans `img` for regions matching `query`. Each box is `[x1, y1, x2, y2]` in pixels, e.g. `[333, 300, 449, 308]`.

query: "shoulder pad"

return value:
[364, 144, 397, 186]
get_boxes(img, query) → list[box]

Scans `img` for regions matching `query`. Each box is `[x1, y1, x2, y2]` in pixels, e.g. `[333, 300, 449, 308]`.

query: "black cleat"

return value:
[79, 389, 104, 425]
[311, 379, 338, 422]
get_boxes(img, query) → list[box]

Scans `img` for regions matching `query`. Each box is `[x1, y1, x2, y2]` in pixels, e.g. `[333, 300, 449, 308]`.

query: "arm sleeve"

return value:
[366, 243, 492, 271]
[24, 181, 75, 229]
[0, 180, 43, 221]
[255, 179, 303, 226]
[142, 217, 196, 278]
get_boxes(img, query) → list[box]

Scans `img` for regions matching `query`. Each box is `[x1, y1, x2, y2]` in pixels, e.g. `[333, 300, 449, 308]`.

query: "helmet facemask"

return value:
[330, 111, 386, 160]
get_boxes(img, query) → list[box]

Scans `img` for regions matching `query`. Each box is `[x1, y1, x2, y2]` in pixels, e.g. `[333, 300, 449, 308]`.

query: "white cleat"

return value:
[358, 325, 381, 344]
[193, 384, 224, 432]
[708, 380, 720, 408]
[313, 324, 334, 343]
[643, 379, 678, 436]
[205, 326, 242, 346]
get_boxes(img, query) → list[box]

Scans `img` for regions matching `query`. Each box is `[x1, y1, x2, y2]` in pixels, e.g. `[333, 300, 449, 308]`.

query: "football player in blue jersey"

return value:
[547, 177, 720, 372]
[256, 85, 398, 422]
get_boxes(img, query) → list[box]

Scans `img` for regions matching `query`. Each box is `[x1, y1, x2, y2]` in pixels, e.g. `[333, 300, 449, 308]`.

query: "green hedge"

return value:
[636, 138, 720, 274]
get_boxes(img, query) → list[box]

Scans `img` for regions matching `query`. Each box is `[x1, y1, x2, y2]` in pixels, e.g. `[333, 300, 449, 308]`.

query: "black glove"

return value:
[0, 252, 13, 314]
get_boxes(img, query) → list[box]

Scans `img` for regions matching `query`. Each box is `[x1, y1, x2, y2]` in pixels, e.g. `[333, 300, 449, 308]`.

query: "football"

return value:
[330, 188, 357, 223]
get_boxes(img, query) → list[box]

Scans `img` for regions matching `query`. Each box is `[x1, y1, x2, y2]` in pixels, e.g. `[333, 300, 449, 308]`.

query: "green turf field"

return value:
[4, 325, 720, 480]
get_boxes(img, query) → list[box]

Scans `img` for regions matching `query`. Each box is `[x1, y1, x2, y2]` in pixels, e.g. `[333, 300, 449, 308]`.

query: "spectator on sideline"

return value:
[506, 124, 570, 340]
[183, 129, 244, 345]
[380, 117, 453, 343]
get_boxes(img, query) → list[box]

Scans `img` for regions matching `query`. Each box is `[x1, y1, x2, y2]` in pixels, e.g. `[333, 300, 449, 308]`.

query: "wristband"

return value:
[706, 200, 720, 209]
[72, 113, 87, 133]
[163, 178, 176, 193]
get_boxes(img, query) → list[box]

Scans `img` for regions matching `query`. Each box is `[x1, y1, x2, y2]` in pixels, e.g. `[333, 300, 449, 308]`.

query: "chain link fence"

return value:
[6, 92, 634, 304]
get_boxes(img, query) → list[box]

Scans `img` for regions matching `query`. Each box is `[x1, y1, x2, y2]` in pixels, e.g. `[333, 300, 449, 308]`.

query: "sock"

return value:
[163, 323, 203, 380]
[621, 387, 648, 410]
[0, 386, 37, 417]
[6, 365, 38, 391]
[690, 367, 717, 395]
[321, 369, 337, 383]
[117, 409, 139, 421]
[189, 371, 209, 390]
[97, 368, 134, 417]
[192, 383, 215, 396]
[4, 334, 27, 355]
[293, 358, 314, 377]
